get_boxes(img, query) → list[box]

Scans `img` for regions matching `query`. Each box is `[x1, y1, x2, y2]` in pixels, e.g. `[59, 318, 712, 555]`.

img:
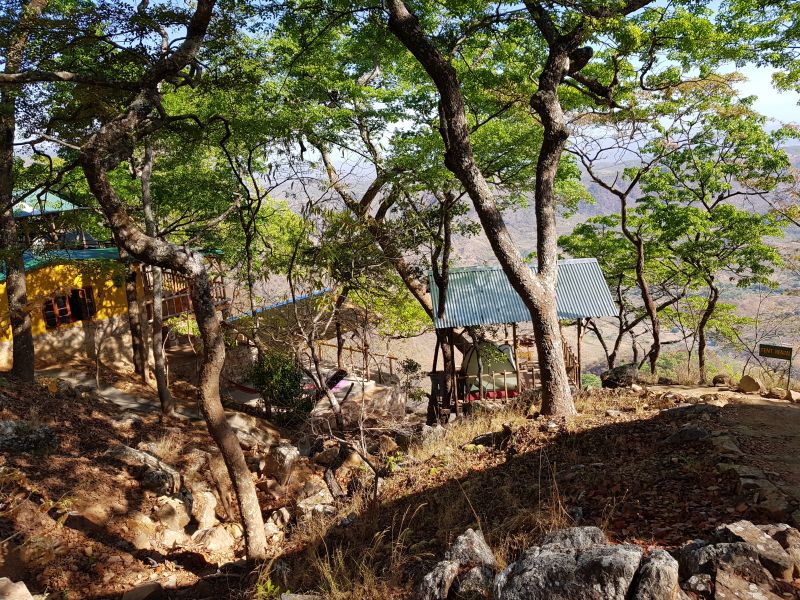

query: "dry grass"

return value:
[409, 406, 529, 463]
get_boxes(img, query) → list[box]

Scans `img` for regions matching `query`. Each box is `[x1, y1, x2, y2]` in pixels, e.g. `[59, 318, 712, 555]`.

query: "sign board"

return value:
[759, 344, 793, 361]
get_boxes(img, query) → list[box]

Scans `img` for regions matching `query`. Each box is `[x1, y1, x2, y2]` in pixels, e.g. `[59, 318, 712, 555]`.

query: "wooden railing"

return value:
[314, 341, 398, 379]
[562, 337, 581, 388]
[142, 267, 226, 320]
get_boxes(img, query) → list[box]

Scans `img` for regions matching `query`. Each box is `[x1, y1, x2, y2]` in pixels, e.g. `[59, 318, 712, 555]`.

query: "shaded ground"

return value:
[0, 374, 262, 599]
[276, 389, 800, 598]
[3, 368, 800, 599]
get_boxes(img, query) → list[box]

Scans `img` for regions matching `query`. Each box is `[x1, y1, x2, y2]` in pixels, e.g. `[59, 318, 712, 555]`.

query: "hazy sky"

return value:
[736, 64, 800, 125]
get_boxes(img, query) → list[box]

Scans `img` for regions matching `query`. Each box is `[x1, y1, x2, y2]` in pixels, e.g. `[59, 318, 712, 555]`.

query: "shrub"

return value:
[581, 373, 601, 389]
[249, 352, 308, 421]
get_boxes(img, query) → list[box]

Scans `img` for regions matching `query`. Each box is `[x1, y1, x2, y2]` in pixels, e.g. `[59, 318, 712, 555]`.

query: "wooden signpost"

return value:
[759, 344, 794, 390]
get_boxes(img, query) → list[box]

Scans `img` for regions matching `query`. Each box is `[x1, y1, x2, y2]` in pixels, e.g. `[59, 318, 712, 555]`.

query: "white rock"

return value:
[0, 578, 33, 600]
[191, 490, 218, 530]
[192, 525, 235, 554]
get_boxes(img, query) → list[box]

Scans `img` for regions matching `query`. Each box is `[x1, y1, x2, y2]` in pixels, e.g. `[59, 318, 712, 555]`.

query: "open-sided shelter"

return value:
[428, 258, 617, 412]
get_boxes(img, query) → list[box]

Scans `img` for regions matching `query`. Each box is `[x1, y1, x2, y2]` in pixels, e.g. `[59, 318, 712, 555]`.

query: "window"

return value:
[43, 287, 96, 329]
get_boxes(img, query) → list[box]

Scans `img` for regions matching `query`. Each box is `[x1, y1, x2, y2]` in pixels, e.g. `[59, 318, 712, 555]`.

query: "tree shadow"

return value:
[275, 397, 800, 594]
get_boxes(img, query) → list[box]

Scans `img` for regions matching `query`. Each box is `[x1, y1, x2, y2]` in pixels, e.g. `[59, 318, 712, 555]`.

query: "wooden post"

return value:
[449, 328, 458, 416]
[512, 322, 521, 392]
[577, 318, 583, 391]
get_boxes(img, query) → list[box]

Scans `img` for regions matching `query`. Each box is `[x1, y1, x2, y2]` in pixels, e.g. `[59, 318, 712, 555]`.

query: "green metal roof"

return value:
[428, 258, 618, 329]
[0, 247, 121, 283]
[13, 192, 83, 218]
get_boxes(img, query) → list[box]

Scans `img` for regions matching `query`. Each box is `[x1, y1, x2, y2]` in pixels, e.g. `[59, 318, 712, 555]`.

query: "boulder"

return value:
[264, 443, 300, 485]
[494, 527, 643, 600]
[665, 426, 710, 445]
[444, 528, 496, 569]
[313, 446, 340, 467]
[715, 521, 795, 580]
[540, 526, 608, 552]
[377, 435, 399, 455]
[0, 421, 57, 453]
[677, 540, 770, 584]
[495, 543, 642, 600]
[126, 512, 157, 550]
[714, 568, 782, 600]
[0, 578, 33, 600]
[192, 525, 235, 554]
[631, 549, 679, 600]
[421, 424, 446, 442]
[767, 388, 789, 400]
[191, 490, 218, 530]
[601, 364, 638, 389]
[264, 507, 292, 543]
[107, 444, 181, 495]
[153, 496, 190, 531]
[226, 413, 279, 450]
[757, 524, 800, 577]
[712, 373, 732, 387]
[416, 560, 460, 600]
[737, 375, 763, 394]
[296, 488, 336, 521]
[710, 435, 743, 458]
[682, 573, 713, 595]
[158, 529, 189, 549]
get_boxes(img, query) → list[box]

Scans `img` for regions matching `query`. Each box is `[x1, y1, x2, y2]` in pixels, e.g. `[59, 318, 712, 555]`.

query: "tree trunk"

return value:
[124, 262, 147, 379]
[75, 0, 266, 560]
[633, 238, 660, 374]
[0, 0, 47, 382]
[141, 144, 174, 415]
[697, 282, 719, 384]
[386, 0, 574, 415]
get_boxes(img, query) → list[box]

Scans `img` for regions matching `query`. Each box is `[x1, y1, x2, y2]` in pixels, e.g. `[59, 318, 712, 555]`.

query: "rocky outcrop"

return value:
[418, 522, 800, 600]
[106, 444, 182, 495]
[0, 420, 57, 453]
[601, 364, 638, 389]
[417, 528, 496, 600]
[494, 527, 644, 600]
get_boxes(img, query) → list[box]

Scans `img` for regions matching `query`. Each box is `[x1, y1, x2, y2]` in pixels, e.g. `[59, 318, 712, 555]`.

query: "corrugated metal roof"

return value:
[227, 288, 333, 322]
[13, 192, 83, 218]
[428, 258, 617, 329]
[0, 248, 121, 282]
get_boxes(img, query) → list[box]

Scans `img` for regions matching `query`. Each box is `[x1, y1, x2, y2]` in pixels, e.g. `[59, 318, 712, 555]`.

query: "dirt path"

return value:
[718, 395, 800, 505]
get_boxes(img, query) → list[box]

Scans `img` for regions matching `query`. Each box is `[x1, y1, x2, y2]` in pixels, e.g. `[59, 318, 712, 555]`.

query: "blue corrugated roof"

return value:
[0, 247, 121, 282]
[227, 288, 333, 322]
[13, 192, 83, 218]
[428, 258, 617, 329]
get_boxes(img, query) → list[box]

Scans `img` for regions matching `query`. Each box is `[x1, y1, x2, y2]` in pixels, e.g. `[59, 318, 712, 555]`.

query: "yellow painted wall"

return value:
[0, 260, 129, 341]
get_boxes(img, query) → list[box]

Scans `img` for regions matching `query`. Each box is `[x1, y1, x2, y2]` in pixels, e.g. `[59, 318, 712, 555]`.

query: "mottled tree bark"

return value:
[141, 144, 174, 415]
[124, 262, 147, 378]
[77, 0, 266, 560]
[0, 0, 48, 382]
[386, 0, 575, 415]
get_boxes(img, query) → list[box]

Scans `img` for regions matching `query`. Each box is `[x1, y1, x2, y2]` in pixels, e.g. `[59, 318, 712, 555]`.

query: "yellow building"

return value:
[0, 248, 137, 369]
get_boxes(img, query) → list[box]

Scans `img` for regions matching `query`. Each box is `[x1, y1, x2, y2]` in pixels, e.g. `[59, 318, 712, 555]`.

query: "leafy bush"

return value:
[581, 373, 601, 389]
[249, 352, 309, 421]
[399, 358, 427, 403]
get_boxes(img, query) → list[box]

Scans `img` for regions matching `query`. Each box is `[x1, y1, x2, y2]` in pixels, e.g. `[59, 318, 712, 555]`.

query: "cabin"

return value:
[428, 258, 617, 416]
[0, 247, 227, 370]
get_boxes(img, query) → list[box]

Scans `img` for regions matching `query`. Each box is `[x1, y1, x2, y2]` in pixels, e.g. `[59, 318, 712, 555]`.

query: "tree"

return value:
[2, 0, 269, 559]
[639, 95, 790, 382]
[378, 0, 735, 413]
[0, 0, 48, 381]
[559, 214, 686, 370]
